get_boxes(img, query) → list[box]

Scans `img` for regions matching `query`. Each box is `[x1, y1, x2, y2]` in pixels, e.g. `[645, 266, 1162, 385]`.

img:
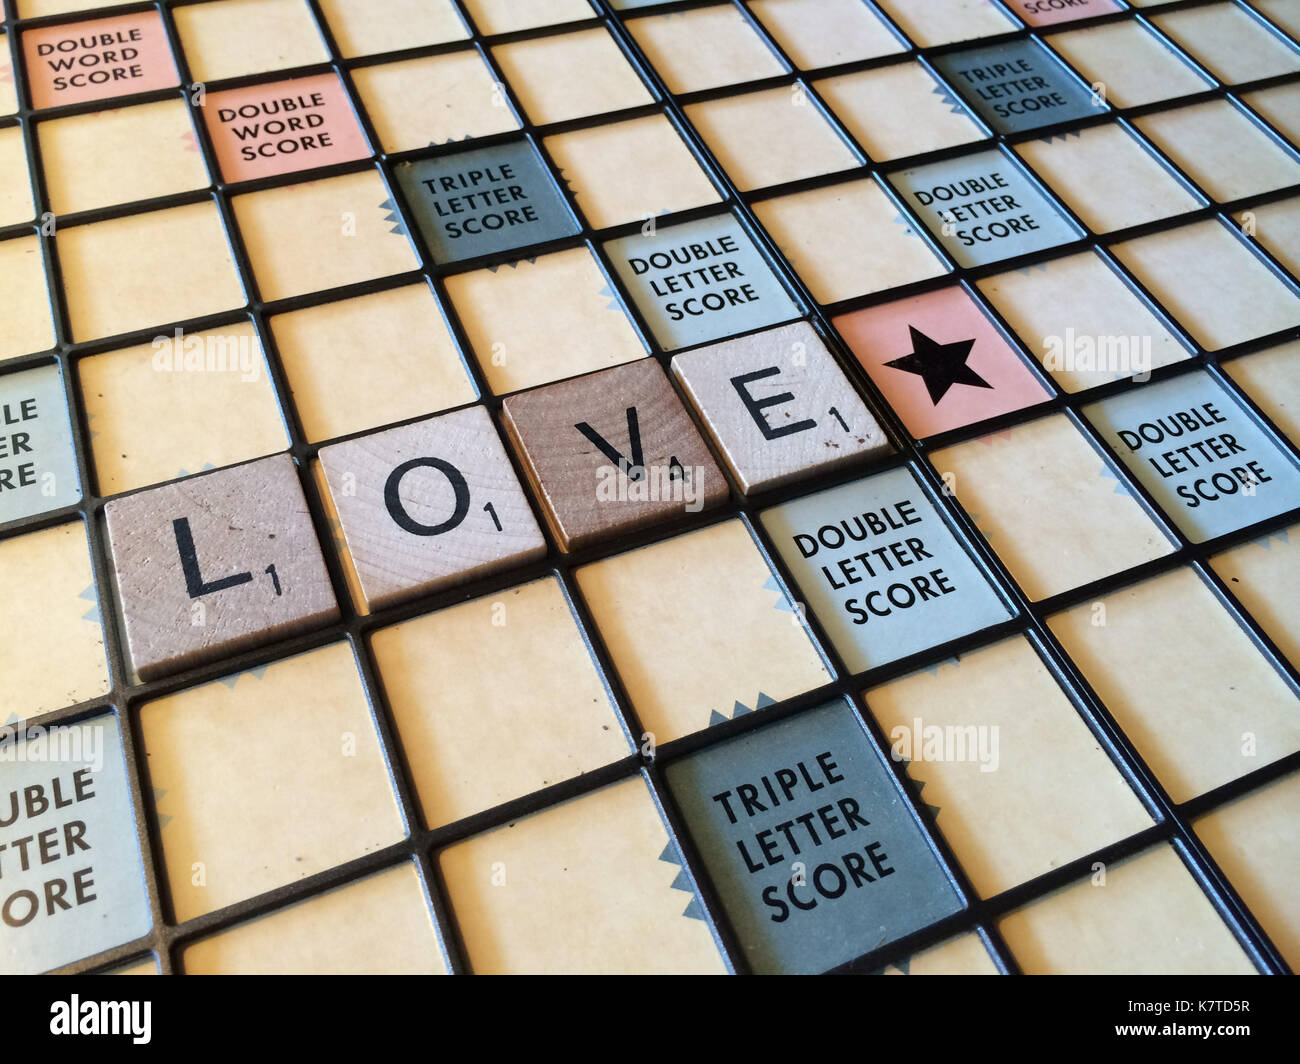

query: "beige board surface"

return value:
[1195, 771, 1300, 970]
[865, 636, 1154, 898]
[754, 179, 948, 303]
[444, 247, 647, 395]
[439, 777, 726, 973]
[140, 641, 405, 922]
[318, 0, 468, 58]
[371, 576, 630, 827]
[79, 321, 288, 496]
[0, 522, 109, 720]
[815, 63, 985, 163]
[184, 864, 447, 974]
[931, 414, 1173, 600]
[976, 249, 1189, 392]
[1111, 220, 1300, 352]
[271, 283, 477, 443]
[351, 51, 520, 153]
[40, 100, 208, 216]
[1049, 567, 1300, 803]
[1015, 122, 1201, 234]
[174, 0, 329, 83]
[493, 27, 652, 126]
[58, 201, 245, 342]
[1000, 845, 1255, 974]
[232, 170, 418, 302]
[627, 5, 786, 94]
[575, 519, 831, 743]
[545, 114, 721, 229]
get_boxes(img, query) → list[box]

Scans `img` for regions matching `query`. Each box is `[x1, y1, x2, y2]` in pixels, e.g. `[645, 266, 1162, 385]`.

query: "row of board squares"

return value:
[0, 118, 1298, 358]
[3, 660, 1299, 975]
[3, 105, 1300, 363]
[3, 3, 1300, 203]
[3, 6, 1299, 221]
[4, 0, 1299, 105]
[5, 392, 1300, 758]
[2, 205, 1299, 525]
[1, 311, 1298, 679]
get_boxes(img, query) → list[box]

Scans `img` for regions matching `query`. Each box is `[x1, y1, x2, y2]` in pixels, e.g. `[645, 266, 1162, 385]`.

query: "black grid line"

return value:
[0, 0, 1294, 976]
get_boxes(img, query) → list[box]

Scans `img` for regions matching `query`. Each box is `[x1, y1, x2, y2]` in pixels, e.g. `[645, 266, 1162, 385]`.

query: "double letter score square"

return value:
[105, 454, 339, 680]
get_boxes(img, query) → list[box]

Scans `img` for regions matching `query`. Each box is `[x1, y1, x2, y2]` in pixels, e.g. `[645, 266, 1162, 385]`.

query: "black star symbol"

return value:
[884, 326, 993, 405]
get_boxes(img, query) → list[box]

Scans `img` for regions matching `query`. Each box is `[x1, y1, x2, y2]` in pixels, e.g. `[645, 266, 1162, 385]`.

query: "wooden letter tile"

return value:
[671, 321, 890, 494]
[501, 359, 728, 552]
[105, 454, 339, 680]
[319, 404, 546, 610]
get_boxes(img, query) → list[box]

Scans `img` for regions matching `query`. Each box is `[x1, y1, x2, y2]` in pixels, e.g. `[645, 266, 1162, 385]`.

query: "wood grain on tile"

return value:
[105, 453, 339, 679]
[672, 320, 889, 493]
[319, 404, 546, 610]
[501, 359, 727, 551]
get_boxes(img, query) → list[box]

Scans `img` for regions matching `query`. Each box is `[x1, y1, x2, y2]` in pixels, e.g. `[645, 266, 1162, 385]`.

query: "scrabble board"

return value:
[1, 0, 1299, 977]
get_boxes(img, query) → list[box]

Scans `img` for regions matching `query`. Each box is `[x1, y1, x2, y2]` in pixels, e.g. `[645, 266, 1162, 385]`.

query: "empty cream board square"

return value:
[932, 414, 1173, 601]
[272, 284, 477, 442]
[57, 202, 245, 342]
[445, 246, 646, 394]
[977, 250, 1189, 392]
[0, 236, 54, 361]
[174, 0, 329, 83]
[78, 321, 288, 495]
[1237, 197, 1300, 279]
[1242, 83, 1300, 147]
[878, 933, 1000, 976]
[865, 636, 1153, 898]
[1046, 21, 1211, 109]
[1223, 340, 1300, 449]
[874, 0, 1015, 47]
[318, 0, 468, 58]
[1016, 123, 1201, 233]
[372, 577, 630, 827]
[0, 236, 53, 361]
[999, 845, 1255, 974]
[1153, 3, 1300, 85]
[545, 115, 720, 229]
[754, 179, 948, 303]
[184, 864, 448, 974]
[1049, 567, 1300, 804]
[627, 5, 786, 94]
[1111, 220, 1300, 351]
[749, 0, 906, 70]
[493, 28, 652, 126]
[439, 777, 726, 974]
[140, 642, 406, 922]
[39, 99, 209, 216]
[1135, 100, 1300, 204]
[1211, 520, 1300, 670]
[574, 520, 830, 744]
[1196, 771, 1300, 970]
[815, 63, 986, 163]
[350, 52, 520, 153]
[1249, 0, 1300, 39]
[233, 170, 418, 302]
[0, 522, 109, 720]
[0, 127, 33, 227]
[685, 87, 858, 192]
[460, 0, 594, 35]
